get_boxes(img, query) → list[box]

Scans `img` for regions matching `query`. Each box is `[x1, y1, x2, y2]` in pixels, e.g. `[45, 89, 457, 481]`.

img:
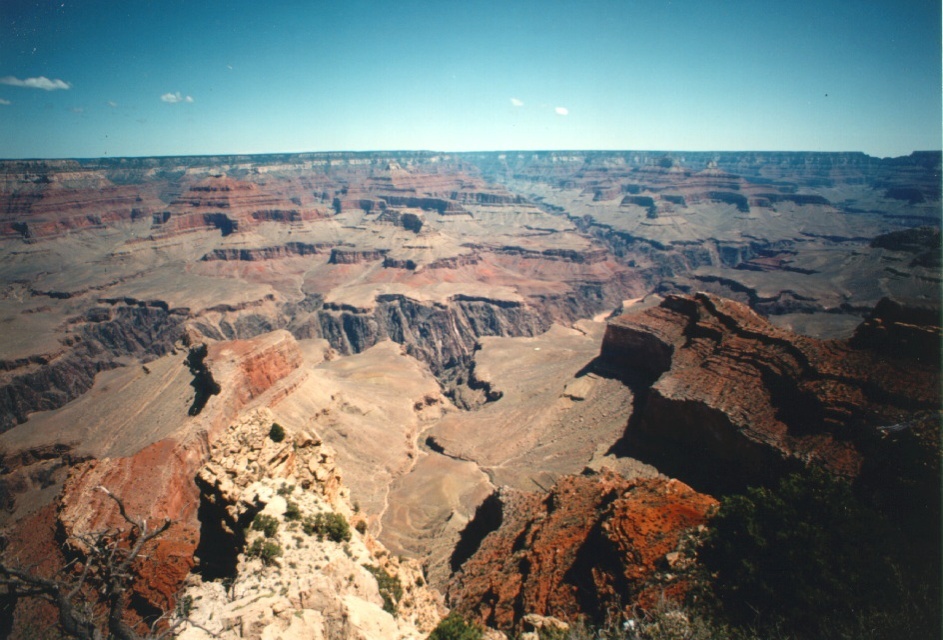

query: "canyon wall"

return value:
[600, 293, 940, 496]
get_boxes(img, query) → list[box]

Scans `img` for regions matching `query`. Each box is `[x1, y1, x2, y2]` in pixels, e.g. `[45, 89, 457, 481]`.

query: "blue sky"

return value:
[0, 0, 939, 159]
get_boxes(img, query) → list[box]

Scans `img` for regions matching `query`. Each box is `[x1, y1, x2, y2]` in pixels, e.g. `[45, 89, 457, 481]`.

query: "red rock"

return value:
[1, 503, 64, 638]
[1, 330, 307, 634]
[204, 329, 305, 413]
[57, 437, 205, 617]
[448, 470, 717, 633]
[602, 293, 941, 492]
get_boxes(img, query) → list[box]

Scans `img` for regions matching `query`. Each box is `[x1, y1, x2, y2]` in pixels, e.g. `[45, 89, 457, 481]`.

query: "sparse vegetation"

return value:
[355, 519, 367, 535]
[284, 499, 302, 521]
[301, 512, 351, 543]
[700, 467, 938, 638]
[277, 483, 296, 497]
[177, 594, 194, 618]
[427, 612, 483, 640]
[363, 564, 403, 615]
[250, 513, 279, 538]
[268, 422, 286, 442]
[246, 538, 282, 566]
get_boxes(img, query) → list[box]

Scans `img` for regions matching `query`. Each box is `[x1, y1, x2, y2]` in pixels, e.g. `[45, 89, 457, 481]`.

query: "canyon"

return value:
[0, 150, 939, 637]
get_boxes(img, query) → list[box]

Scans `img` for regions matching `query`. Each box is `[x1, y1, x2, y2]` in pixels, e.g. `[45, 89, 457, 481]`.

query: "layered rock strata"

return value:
[601, 293, 941, 493]
[0, 330, 306, 636]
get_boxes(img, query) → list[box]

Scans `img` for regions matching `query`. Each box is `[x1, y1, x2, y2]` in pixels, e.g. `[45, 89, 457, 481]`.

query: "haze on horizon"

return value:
[0, 0, 940, 160]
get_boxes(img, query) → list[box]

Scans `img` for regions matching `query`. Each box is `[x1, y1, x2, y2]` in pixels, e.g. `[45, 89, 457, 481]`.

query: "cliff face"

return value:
[57, 438, 206, 617]
[318, 294, 550, 376]
[447, 470, 717, 633]
[601, 293, 941, 493]
[1, 329, 306, 635]
[178, 408, 445, 640]
[0, 300, 187, 432]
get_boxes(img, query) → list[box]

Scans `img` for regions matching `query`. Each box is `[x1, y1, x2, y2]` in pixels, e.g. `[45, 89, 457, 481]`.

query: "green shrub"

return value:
[355, 519, 367, 535]
[268, 422, 286, 442]
[251, 513, 279, 538]
[246, 538, 282, 565]
[284, 500, 302, 521]
[176, 594, 194, 618]
[427, 612, 483, 640]
[277, 483, 295, 497]
[701, 467, 904, 633]
[301, 512, 351, 543]
[363, 564, 403, 615]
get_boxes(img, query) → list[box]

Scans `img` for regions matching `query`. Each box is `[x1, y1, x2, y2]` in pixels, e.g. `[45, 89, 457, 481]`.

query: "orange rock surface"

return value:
[0, 503, 64, 637]
[448, 469, 717, 632]
[57, 438, 205, 616]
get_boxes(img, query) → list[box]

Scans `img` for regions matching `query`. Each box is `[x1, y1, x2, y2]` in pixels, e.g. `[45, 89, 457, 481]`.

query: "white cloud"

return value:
[161, 91, 194, 104]
[107, 100, 118, 108]
[555, 106, 569, 116]
[68, 106, 84, 114]
[0, 98, 10, 105]
[510, 97, 524, 107]
[0, 75, 72, 91]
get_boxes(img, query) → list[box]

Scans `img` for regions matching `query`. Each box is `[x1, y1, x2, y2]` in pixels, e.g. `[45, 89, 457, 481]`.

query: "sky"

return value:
[0, 0, 940, 159]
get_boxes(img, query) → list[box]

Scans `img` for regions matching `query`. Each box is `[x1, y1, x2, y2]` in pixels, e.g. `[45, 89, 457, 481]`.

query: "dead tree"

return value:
[0, 486, 190, 640]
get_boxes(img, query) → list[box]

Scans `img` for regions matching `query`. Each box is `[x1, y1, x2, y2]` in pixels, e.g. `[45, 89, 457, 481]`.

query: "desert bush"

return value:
[277, 483, 295, 496]
[246, 538, 282, 565]
[302, 512, 351, 543]
[363, 564, 403, 615]
[284, 499, 302, 521]
[700, 467, 920, 635]
[427, 611, 483, 640]
[268, 422, 286, 442]
[251, 513, 280, 538]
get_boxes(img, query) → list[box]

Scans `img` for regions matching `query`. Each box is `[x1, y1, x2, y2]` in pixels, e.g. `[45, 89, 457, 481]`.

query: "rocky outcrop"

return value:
[447, 469, 717, 634]
[196, 330, 305, 427]
[57, 437, 207, 619]
[0, 329, 346, 636]
[849, 296, 941, 363]
[0, 178, 163, 241]
[152, 176, 322, 238]
[178, 408, 445, 640]
[492, 246, 610, 264]
[871, 226, 941, 268]
[378, 195, 467, 215]
[317, 294, 549, 375]
[201, 241, 333, 261]
[601, 293, 941, 493]
[328, 248, 389, 264]
[376, 209, 425, 232]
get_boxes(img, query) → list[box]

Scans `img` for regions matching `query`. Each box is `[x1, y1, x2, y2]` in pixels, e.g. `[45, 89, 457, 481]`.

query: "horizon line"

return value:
[1, 148, 940, 163]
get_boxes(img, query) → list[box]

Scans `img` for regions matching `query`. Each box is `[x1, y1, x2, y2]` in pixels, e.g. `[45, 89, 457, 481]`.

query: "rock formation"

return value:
[177, 408, 445, 640]
[57, 438, 205, 617]
[0, 150, 938, 638]
[447, 469, 717, 634]
[601, 293, 941, 493]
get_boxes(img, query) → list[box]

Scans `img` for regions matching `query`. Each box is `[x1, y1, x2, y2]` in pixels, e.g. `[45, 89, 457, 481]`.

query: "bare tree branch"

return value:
[0, 486, 186, 640]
